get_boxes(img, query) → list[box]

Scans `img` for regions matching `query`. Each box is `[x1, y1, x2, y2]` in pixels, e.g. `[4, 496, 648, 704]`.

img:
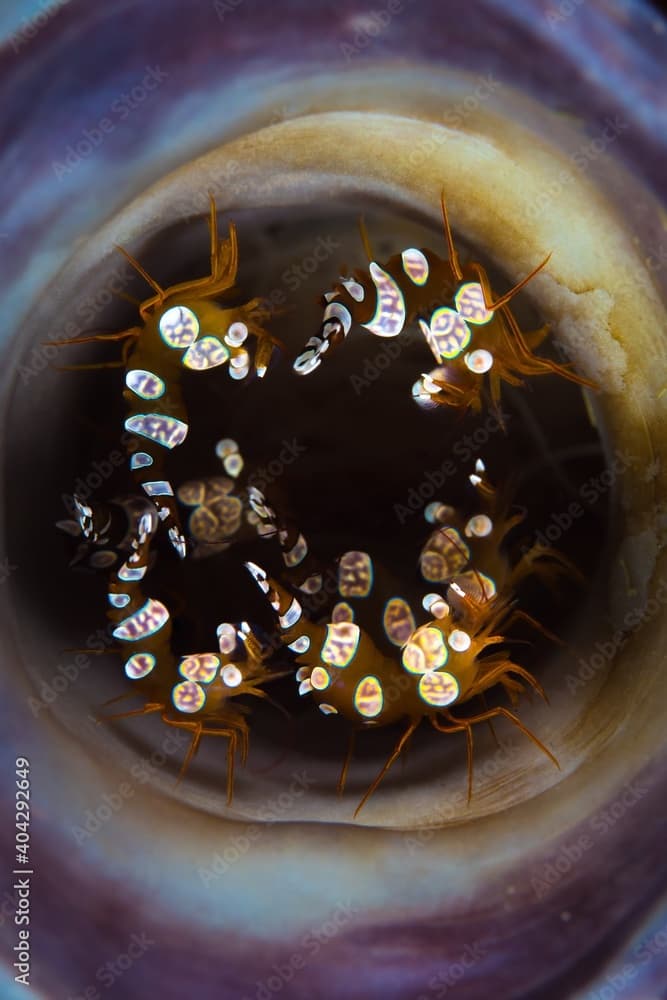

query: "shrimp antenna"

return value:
[484, 254, 552, 312]
[358, 216, 374, 262]
[114, 244, 165, 299]
[440, 191, 463, 281]
[353, 719, 421, 817]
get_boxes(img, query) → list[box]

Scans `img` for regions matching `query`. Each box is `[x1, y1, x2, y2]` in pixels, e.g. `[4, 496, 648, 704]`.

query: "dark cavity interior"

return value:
[5, 197, 611, 791]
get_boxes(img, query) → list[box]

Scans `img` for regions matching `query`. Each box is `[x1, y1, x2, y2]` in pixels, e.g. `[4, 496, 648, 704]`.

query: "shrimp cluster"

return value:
[58, 195, 281, 558]
[245, 460, 572, 814]
[293, 194, 592, 415]
[105, 508, 282, 803]
[56, 192, 589, 811]
[57, 197, 287, 798]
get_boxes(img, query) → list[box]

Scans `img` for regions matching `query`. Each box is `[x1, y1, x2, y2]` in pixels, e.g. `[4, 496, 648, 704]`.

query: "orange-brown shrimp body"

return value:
[57, 492, 159, 571]
[167, 443, 328, 595]
[245, 484, 325, 596]
[104, 510, 281, 802]
[419, 458, 579, 637]
[245, 549, 557, 815]
[59, 195, 281, 559]
[174, 438, 280, 560]
[293, 195, 592, 414]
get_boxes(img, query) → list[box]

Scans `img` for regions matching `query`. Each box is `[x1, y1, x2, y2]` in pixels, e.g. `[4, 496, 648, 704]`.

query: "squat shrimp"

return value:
[294, 194, 592, 415]
[58, 195, 282, 558]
